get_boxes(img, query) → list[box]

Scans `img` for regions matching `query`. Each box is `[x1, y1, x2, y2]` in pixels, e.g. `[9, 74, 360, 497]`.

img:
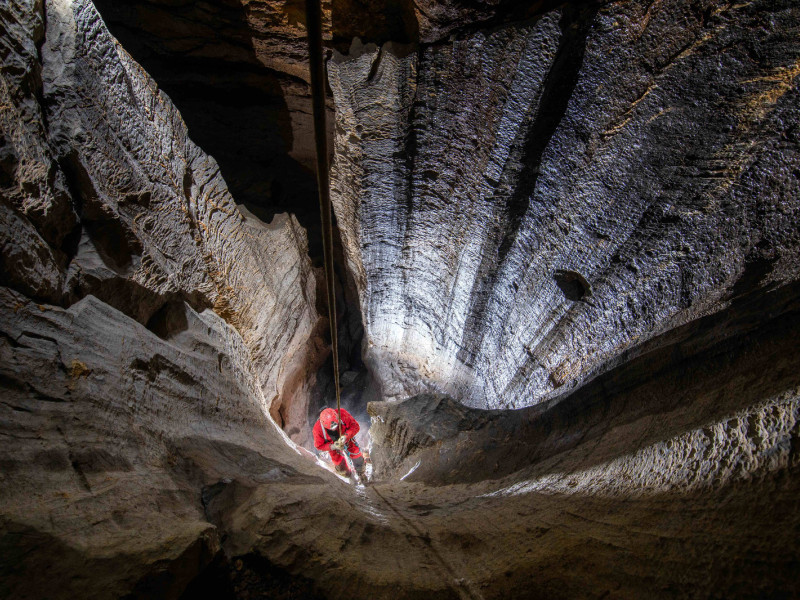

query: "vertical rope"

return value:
[305, 0, 342, 424]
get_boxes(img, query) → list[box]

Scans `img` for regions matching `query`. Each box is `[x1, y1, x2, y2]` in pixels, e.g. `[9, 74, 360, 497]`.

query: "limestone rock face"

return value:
[253, 278, 800, 600]
[329, 0, 800, 409]
[90, 0, 333, 255]
[3, 0, 800, 598]
[367, 280, 800, 487]
[84, 0, 566, 258]
[1, 0, 325, 430]
[0, 289, 320, 599]
[209, 282, 800, 600]
[0, 1, 327, 595]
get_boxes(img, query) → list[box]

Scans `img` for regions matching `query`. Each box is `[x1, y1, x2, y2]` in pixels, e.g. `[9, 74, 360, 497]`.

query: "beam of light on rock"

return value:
[400, 460, 421, 481]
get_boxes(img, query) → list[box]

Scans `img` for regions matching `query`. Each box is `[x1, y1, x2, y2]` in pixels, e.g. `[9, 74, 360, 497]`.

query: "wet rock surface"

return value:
[329, 0, 800, 409]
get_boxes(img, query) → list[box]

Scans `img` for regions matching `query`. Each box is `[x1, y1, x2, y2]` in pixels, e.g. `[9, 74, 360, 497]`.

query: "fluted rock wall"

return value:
[223, 278, 800, 600]
[1, 0, 327, 431]
[329, 0, 800, 408]
[1, 1, 329, 595]
[2, 0, 800, 598]
[90, 0, 329, 228]
[367, 279, 800, 487]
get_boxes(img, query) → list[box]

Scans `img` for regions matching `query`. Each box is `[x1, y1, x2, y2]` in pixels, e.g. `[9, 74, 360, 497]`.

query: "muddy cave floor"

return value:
[183, 283, 800, 600]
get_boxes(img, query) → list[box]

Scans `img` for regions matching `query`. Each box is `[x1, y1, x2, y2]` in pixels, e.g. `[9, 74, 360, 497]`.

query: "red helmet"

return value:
[320, 408, 339, 429]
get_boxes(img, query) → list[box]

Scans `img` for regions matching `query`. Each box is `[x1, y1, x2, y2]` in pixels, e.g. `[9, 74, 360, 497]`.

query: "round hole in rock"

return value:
[553, 269, 592, 302]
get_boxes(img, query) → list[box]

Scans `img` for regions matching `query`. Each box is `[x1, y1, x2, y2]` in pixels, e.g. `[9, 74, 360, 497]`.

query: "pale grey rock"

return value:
[0, 0, 77, 249]
[0, 0, 326, 433]
[367, 280, 800, 487]
[2, 0, 800, 598]
[0, 287, 326, 599]
[329, 0, 800, 409]
[0, 0, 328, 595]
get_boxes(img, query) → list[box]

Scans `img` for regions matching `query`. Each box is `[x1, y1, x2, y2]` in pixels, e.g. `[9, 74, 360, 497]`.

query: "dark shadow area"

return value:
[330, 0, 419, 50]
[146, 299, 189, 340]
[475, 464, 800, 599]
[553, 269, 592, 302]
[57, 149, 143, 273]
[727, 246, 778, 302]
[0, 135, 17, 188]
[0, 518, 218, 600]
[180, 552, 328, 600]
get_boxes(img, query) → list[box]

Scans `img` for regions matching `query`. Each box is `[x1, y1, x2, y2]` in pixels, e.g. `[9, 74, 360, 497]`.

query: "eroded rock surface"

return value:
[0, 289, 323, 599]
[1, 1, 328, 595]
[91, 0, 327, 225]
[3, 0, 800, 598]
[329, 0, 800, 408]
[368, 280, 800, 487]
[1, 0, 326, 428]
[218, 280, 800, 599]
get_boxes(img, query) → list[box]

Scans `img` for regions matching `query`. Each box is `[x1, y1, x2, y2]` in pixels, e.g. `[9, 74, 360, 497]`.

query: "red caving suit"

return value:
[312, 408, 362, 468]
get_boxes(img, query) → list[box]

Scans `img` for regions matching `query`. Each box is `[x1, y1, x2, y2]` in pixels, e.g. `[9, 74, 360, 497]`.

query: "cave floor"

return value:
[209, 446, 799, 600]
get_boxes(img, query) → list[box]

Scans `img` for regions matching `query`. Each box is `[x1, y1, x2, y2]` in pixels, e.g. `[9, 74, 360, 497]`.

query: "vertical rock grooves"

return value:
[328, 37, 420, 401]
[1, 0, 800, 599]
[329, 0, 800, 409]
[1, 1, 328, 596]
[458, 4, 598, 368]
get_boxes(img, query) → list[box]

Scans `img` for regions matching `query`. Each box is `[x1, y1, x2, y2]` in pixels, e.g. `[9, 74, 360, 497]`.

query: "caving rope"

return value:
[304, 0, 348, 453]
[303, 8, 481, 595]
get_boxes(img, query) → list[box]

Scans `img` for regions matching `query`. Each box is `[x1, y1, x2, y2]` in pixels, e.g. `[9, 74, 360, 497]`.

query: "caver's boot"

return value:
[352, 455, 367, 479]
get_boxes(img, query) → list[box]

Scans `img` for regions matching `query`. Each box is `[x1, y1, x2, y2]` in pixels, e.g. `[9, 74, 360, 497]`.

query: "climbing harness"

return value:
[305, 0, 342, 429]
[321, 421, 364, 482]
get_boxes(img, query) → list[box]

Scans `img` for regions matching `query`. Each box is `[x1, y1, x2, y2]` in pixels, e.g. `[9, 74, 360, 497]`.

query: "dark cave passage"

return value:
[92, 0, 375, 451]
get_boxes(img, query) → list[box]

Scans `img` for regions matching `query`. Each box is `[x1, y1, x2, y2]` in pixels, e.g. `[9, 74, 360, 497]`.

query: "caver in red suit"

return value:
[313, 407, 365, 476]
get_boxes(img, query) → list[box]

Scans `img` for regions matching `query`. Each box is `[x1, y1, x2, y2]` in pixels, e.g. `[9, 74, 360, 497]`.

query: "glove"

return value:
[331, 436, 347, 452]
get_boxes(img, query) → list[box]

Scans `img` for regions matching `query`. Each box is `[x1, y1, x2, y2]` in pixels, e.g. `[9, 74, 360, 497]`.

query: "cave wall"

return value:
[215, 275, 800, 600]
[1, 0, 328, 416]
[0, 1, 332, 595]
[89, 0, 327, 237]
[329, 0, 800, 408]
[2, 0, 800, 598]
